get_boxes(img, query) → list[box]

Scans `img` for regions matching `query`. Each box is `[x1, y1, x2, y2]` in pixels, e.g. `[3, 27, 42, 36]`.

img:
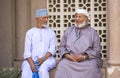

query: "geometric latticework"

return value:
[47, 0, 107, 63]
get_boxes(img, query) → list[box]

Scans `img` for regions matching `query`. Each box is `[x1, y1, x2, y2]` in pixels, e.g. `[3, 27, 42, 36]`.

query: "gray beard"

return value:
[75, 21, 87, 28]
[42, 24, 47, 27]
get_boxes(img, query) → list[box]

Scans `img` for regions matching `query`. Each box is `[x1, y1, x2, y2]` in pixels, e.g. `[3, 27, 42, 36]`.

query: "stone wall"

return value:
[0, 0, 15, 67]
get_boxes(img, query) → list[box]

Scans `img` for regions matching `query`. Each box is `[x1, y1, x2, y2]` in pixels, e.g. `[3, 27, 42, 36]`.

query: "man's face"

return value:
[75, 13, 87, 26]
[36, 16, 48, 25]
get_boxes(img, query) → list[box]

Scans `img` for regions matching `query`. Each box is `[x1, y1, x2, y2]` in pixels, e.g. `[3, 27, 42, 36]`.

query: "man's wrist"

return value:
[83, 54, 89, 61]
[41, 57, 46, 62]
[64, 53, 70, 58]
[83, 55, 86, 61]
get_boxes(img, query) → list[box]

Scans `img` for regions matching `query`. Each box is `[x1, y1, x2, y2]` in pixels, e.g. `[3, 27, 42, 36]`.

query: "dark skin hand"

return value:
[37, 52, 52, 66]
[27, 52, 52, 72]
[27, 57, 38, 72]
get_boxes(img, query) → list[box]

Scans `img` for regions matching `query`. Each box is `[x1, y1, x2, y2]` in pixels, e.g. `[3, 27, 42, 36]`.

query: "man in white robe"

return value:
[21, 8, 56, 78]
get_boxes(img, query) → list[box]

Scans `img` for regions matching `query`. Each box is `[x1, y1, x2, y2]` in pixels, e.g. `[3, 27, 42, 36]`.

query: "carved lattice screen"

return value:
[47, 0, 107, 64]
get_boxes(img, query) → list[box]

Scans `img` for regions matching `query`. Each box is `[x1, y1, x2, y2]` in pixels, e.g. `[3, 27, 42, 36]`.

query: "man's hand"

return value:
[73, 54, 84, 62]
[38, 52, 52, 66]
[73, 54, 89, 62]
[37, 57, 45, 66]
[64, 54, 77, 62]
[27, 57, 38, 72]
[31, 65, 38, 72]
[64, 53, 89, 62]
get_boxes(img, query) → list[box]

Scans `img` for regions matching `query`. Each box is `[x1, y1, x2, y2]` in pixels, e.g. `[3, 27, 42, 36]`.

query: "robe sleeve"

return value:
[58, 28, 71, 59]
[48, 31, 56, 56]
[23, 31, 32, 59]
[85, 31, 101, 59]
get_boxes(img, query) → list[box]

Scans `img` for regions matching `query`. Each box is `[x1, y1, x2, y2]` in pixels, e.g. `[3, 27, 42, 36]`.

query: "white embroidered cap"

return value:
[75, 8, 90, 20]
